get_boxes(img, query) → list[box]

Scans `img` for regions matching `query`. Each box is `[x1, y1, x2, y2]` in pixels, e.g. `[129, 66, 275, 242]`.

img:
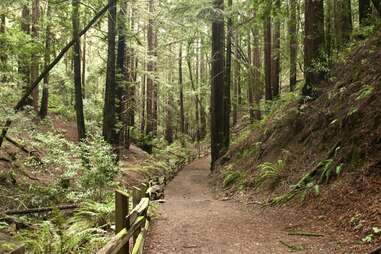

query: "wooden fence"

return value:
[97, 186, 151, 254]
[5, 155, 198, 254]
[96, 155, 196, 254]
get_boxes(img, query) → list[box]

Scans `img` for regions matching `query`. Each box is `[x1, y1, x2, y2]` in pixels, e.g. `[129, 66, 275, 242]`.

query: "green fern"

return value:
[255, 160, 285, 188]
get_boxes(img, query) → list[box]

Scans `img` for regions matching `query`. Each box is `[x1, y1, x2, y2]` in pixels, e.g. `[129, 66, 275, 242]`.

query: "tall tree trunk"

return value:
[82, 33, 86, 98]
[264, 11, 272, 101]
[72, 0, 86, 141]
[31, 0, 40, 112]
[372, 0, 381, 15]
[116, 0, 129, 149]
[359, 0, 372, 25]
[303, 0, 325, 96]
[335, 0, 352, 47]
[165, 70, 174, 144]
[146, 0, 155, 136]
[127, 8, 137, 129]
[179, 43, 185, 134]
[19, 5, 32, 108]
[252, 26, 262, 120]
[152, 28, 158, 135]
[247, 31, 255, 122]
[140, 60, 146, 135]
[39, 0, 51, 119]
[325, 0, 334, 67]
[271, 0, 281, 98]
[187, 42, 204, 142]
[195, 39, 201, 140]
[0, 14, 7, 70]
[232, 32, 240, 125]
[224, 0, 232, 149]
[199, 39, 207, 139]
[289, 0, 298, 92]
[103, 0, 117, 144]
[211, 0, 225, 168]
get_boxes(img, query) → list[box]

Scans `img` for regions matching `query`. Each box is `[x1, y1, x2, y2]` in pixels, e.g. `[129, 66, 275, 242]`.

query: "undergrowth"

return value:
[0, 117, 198, 253]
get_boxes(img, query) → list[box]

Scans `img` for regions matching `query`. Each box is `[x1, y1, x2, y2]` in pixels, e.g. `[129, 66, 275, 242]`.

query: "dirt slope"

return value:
[214, 29, 381, 252]
[145, 157, 342, 254]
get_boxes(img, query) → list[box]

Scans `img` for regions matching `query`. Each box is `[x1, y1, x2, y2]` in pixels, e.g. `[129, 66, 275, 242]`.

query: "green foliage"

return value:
[222, 167, 247, 190]
[16, 201, 112, 254]
[362, 227, 381, 244]
[270, 159, 345, 205]
[356, 85, 374, 101]
[79, 135, 118, 194]
[254, 160, 285, 189]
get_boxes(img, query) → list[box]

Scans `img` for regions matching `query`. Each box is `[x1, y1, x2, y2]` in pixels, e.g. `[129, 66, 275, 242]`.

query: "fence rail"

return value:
[97, 186, 151, 254]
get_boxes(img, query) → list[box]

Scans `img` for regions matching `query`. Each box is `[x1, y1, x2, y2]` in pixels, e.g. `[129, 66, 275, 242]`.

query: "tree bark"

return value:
[289, 0, 298, 92]
[140, 60, 146, 135]
[103, 0, 117, 144]
[179, 43, 185, 134]
[325, 0, 334, 67]
[116, 0, 129, 149]
[335, 0, 352, 47]
[224, 0, 232, 149]
[264, 9, 272, 101]
[152, 28, 158, 135]
[271, 0, 281, 98]
[359, 0, 372, 25]
[302, 0, 325, 97]
[127, 8, 137, 129]
[31, 0, 40, 112]
[146, 0, 156, 136]
[82, 33, 86, 98]
[19, 5, 32, 108]
[39, 0, 51, 119]
[372, 0, 381, 16]
[199, 39, 207, 139]
[252, 26, 262, 120]
[0, 13, 7, 74]
[72, 0, 86, 141]
[232, 32, 240, 125]
[247, 31, 255, 122]
[165, 72, 174, 144]
[211, 0, 225, 168]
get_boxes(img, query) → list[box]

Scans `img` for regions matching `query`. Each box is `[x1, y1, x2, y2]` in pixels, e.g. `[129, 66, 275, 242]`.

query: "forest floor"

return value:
[145, 157, 342, 254]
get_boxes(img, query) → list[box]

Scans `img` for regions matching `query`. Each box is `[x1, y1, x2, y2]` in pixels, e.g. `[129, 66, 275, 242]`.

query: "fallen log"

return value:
[5, 204, 79, 215]
[5, 136, 33, 155]
[4, 136, 42, 163]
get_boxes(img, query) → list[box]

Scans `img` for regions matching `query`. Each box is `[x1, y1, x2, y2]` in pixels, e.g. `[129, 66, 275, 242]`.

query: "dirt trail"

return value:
[145, 157, 339, 254]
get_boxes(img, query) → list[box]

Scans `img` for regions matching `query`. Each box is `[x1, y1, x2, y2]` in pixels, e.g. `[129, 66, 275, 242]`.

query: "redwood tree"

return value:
[271, 0, 281, 98]
[103, 0, 117, 144]
[179, 43, 185, 135]
[211, 0, 225, 168]
[31, 0, 40, 112]
[289, 0, 298, 91]
[263, 7, 272, 101]
[146, 0, 156, 136]
[72, 0, 86, 141]
[224, 0, 232, 148]
[19, 5, 31, 108]
[39, 0, 51, 119]
[303, 0, 325, 96]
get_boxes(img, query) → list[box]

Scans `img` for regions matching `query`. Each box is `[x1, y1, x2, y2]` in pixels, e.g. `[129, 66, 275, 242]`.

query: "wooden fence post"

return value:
[8, 245, 25, 254]
[115, 190, 129, 254]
